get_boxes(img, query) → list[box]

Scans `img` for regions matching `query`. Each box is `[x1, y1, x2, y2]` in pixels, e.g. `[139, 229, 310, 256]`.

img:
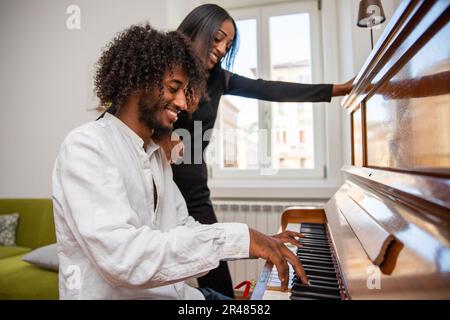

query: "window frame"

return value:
[209, 0, 327, 180]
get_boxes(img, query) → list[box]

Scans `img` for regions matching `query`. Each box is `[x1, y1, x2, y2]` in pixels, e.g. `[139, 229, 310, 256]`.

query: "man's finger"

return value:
[271, 253, 290, 291]
[278, 236, 303, 248]
[280, 245, 309, 285]
[286, 231, 305, 238]
[286, 238, 303, 248]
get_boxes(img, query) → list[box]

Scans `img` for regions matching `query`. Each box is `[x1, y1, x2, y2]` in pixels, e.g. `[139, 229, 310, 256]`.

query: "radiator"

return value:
[212, 200, 325, 291]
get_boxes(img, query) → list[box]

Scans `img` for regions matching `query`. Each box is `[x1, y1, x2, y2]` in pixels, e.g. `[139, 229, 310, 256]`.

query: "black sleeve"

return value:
[224, 72, 333, 103]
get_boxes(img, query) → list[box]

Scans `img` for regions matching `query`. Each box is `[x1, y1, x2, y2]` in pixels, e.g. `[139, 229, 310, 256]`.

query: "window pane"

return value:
[220, 19, 259, 169]
[270, 13, 315, 169]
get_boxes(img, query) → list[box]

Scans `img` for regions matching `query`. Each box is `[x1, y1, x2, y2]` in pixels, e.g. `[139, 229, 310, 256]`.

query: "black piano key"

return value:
[299, 235, 328, 244]
[299, 241, 330, 249]
[292, 276, 338, 287]
[301, 223, 324, 228]
[300, 225, 325, 232]
[302, 264, 336, 273]
[301, 228, 326, 233]
[300, 240, 327, 245]
[300, 242, 330, 248]
[298, 253, 332, 261]
[299, 258, 335, 268]
[298, 257, 334, 267]
[300, 235, 329, 241]
[297, 253, 333, 263]
[300, 246, 331, 253]
[298, 247, 331, 255]
[302, 235, 329, 241]
[301, 228, 326, 234]
[307, 274, 338, 282]
[297, 251, 333, 260]
[309, 279, 339, 287]
[301, 231, 326, 237]
[291, 291, 341, 300]
[300, 243, 330, 249]
[300, 228, 326, 235]
[292, 283, 341, 296]
[293, 273, 337, 281]
[303, 267, 337, 277]
[290, 296, 317, 301]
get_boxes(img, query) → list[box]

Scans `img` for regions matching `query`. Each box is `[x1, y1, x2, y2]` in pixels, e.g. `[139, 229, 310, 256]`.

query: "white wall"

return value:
[0, 0, 402, 198]
[0, 0, 168, 198]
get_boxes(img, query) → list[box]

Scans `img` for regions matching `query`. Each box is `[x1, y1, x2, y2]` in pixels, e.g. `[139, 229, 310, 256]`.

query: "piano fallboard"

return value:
[252, 167, 450, 300]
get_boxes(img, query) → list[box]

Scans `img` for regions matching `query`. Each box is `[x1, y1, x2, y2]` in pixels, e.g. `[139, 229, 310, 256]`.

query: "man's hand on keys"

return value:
[248, 228, 309, 291]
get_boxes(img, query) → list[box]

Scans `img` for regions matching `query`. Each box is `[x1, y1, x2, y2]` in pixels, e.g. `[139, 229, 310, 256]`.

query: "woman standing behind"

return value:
[171, 4, 353, 299]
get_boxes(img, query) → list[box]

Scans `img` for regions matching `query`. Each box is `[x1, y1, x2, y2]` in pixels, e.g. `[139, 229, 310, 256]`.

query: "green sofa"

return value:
[0, 199, 58, 299]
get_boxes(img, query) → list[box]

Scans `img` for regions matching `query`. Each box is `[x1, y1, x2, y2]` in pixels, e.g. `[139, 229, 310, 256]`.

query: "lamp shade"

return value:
[357, 0, 386, 28]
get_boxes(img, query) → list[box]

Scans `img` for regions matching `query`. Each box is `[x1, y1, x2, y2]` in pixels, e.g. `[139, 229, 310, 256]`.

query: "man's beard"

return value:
[138, 94, 173, 139]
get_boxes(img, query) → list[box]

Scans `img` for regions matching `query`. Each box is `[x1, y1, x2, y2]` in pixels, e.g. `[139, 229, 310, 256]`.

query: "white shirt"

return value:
[51, 113, 250, 299]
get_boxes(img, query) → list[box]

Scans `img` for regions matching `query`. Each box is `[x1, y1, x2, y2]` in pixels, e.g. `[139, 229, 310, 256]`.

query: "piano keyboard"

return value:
[266, 222, 346, 300]
[291, 223, 343, 300]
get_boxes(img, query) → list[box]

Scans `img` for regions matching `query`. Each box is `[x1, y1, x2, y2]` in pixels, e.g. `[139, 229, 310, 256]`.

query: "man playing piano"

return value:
[51, 24, 308, 300]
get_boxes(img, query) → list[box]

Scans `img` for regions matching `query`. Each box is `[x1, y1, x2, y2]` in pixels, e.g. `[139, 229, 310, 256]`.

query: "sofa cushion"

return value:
[0, 199, 56, 249]
[0, 213, 20, 246]
[0, 254, 58, 300]
[22, 243, 58, 271]
[0, 246, 31, 259]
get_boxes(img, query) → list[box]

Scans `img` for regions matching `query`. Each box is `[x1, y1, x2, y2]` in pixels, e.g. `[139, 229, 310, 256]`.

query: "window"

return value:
[210, 1, 325, 179]
[299, 130, 306, 143]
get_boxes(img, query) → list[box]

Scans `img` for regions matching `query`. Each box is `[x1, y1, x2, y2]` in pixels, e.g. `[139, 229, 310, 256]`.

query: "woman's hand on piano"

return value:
[332, 77, 355, 97]
[271, 230, 305, 248]
[248, 228, 309, 290]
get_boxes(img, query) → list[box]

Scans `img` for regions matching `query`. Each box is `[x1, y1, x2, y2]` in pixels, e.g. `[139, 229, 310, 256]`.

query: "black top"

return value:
[171, 67, 333, 210]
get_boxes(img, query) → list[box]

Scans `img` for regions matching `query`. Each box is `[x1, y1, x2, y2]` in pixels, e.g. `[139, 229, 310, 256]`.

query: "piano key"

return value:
[297, 252, 334, 262]
[292, 277, 338, 288]
[300, 239, 328, 244]
[299, 235, 329, 241]
[292, 283, 341, 296]
[300, 247, 331, 253]
[299, 241, 331, 249]
[298, 248, 331, 255]
[302, 234, 329, 241]
[290, 291, 341, 301]
[290, 296, 317, 301]
[299, 228, 326, 235]
[303, 267, 337, 277]
[306, 274, 338, 282]
[286, 223, 343, 300]
[300, 226, 326, 232]
[300, 242, 330, 247]
[293, 273, 337, 281]
[309, 280, 339, 287]
[298, 258, 335, 268]
[300, 223, 324, 228]
[302, 263, 336, 271]
[299, 236, 329, 242]
[303, 228, 326, 232]
[297, 257, 334, 266]
[300, 229, 325, 233]
[301, 227, 326, 232]
[298, 245, 331, 251]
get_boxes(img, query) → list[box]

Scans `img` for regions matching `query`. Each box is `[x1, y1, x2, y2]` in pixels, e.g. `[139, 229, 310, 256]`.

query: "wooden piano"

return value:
[252, 0, 450, 300]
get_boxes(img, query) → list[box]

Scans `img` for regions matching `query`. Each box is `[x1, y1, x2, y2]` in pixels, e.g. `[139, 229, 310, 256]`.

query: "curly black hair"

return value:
[94, 23, 207, 113]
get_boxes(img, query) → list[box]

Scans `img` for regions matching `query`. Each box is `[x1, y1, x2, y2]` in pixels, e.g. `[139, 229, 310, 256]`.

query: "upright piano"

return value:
[252, 0, 450, 300]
